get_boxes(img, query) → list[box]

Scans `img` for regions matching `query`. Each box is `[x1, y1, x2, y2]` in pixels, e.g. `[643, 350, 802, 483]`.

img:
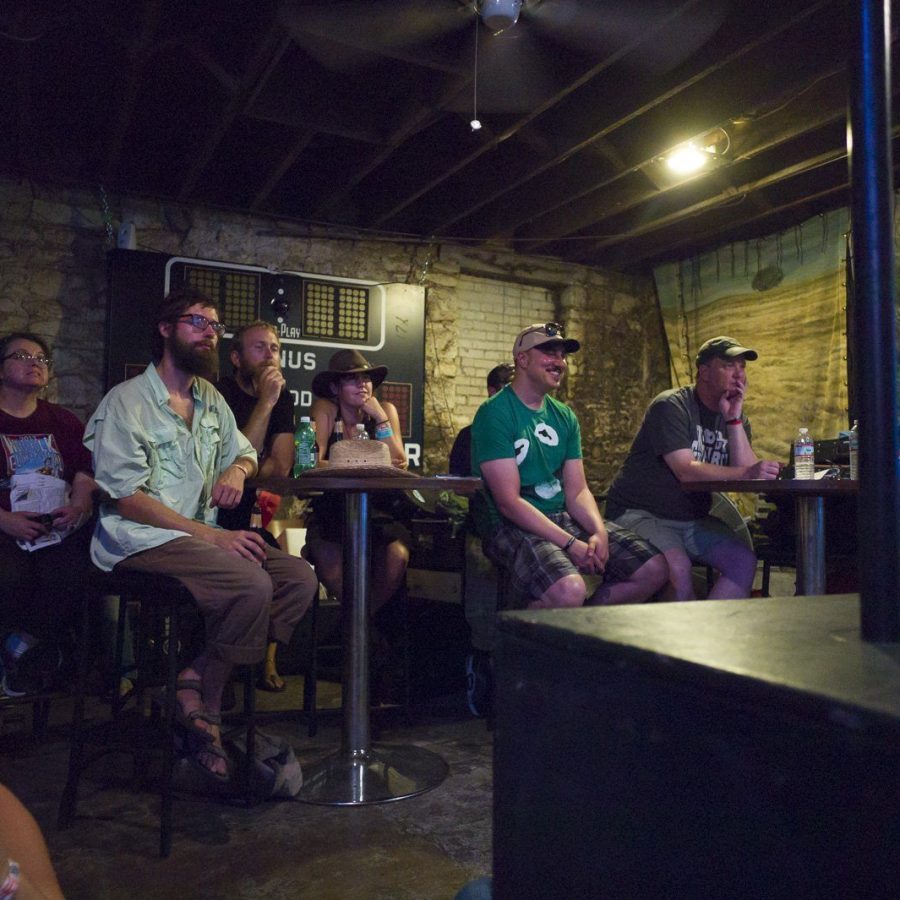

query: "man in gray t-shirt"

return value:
[606, 336, 780, 601]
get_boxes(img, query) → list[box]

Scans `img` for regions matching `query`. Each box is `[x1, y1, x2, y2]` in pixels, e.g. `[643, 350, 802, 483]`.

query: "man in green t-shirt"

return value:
[471, 322, 667, 609]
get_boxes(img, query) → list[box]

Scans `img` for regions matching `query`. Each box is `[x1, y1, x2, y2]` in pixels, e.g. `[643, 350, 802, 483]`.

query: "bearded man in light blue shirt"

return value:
[85, 287, 316, 779]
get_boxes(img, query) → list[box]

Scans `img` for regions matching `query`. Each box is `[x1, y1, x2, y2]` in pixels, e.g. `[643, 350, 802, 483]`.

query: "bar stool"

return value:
[57, 569, 257, 858]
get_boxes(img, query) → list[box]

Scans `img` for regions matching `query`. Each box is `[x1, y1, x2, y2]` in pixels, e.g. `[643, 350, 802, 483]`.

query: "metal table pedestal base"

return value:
[297, 743, 449, 805]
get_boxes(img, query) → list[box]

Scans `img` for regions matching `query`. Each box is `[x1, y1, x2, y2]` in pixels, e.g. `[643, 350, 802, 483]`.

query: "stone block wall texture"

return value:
[0, 177, 668, 490]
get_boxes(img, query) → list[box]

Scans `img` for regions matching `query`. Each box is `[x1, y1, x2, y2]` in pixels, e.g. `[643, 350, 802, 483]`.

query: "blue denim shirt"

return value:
[84, 364, 256, 571]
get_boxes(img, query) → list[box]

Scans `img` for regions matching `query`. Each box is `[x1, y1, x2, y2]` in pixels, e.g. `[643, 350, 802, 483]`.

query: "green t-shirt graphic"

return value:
[470, 385, 581, 533]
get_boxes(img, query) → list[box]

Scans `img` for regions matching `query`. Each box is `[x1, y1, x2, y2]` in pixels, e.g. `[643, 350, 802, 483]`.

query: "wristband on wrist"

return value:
[563, 535, 576, 553]
[375, 423, 394, 439]
[1, 859, 21, 900]
[726, 418, 743, 426]
[230, 461, 251, 478]
[374, 419, 390, 427]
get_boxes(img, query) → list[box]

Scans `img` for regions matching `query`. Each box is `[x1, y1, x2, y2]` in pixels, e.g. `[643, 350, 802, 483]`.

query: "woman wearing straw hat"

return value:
[307, 350, 409, 618]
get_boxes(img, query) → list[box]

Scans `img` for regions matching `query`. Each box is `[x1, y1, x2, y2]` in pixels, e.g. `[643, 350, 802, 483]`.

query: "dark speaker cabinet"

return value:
[493, 596, 900, 899]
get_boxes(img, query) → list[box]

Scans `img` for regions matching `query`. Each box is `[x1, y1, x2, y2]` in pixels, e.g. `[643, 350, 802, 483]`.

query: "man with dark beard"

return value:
[216, 321, 296, 691]
[85, 287, 317, 779]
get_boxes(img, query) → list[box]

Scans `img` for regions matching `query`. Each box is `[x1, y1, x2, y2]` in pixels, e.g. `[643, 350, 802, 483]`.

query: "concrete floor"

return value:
[0, 680, 493, 899]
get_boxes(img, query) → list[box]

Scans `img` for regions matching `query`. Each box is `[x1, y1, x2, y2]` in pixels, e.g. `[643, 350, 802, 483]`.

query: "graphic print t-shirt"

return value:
[471, 386, 581, 531]
[0, 400, 92, 512]
[606, 386, 752, 521]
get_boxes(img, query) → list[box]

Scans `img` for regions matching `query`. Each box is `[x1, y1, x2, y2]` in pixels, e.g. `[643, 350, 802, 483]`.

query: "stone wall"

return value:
[0, 177, 669, 490]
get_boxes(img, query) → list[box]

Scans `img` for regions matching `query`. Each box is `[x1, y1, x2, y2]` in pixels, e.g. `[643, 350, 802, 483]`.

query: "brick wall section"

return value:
[0, 177, 668, 492]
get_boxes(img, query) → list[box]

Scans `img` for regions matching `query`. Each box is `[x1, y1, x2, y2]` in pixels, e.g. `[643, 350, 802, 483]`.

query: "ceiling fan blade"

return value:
[526, 0, 730, 73]
[280, 0, 472, 53]
[471, 27, 560, 113]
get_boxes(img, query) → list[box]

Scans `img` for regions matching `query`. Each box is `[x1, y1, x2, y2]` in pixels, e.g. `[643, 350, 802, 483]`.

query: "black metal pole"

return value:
[849, 0, 900, 640]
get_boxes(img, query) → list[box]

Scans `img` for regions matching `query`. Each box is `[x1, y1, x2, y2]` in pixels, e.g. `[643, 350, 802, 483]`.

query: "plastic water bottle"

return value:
[293, 416, 316, 475]
[352, 423, 369, 440]
[848, 419, 859, 480]
[794, 427, 815, 480]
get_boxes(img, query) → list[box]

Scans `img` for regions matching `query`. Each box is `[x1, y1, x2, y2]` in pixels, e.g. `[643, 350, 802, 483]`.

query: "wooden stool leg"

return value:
[159, 599, 180, 859]
[57, 596, 94, 830]
[239, 664, 257, 803]
[762, 560, 772, 597]
[303, 589, 320, 738]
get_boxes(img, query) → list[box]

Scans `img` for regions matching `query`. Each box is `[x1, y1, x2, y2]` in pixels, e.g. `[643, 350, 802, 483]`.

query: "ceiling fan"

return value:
[279, 1, 729, 115]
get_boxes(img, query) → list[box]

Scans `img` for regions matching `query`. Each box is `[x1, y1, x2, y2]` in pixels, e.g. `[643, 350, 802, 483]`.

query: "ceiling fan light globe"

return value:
[480, 0, 522, 31]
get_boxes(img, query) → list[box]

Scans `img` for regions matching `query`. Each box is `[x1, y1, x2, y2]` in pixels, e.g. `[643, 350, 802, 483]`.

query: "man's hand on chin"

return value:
[255, 366, 286, 405]
[719, 386, 745, 421]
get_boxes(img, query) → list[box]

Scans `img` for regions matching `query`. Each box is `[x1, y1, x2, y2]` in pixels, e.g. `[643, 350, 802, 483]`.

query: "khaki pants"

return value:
[115, 536, 317, 666]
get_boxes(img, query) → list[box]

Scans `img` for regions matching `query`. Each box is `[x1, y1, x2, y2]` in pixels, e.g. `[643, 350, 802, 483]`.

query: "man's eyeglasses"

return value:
[2, 351, 52, 366]
[173, 314, 227, 337]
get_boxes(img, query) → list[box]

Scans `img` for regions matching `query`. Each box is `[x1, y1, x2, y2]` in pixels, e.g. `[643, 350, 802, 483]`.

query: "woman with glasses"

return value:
[0, 332, 97, 696]
[306, 351, 409, 683]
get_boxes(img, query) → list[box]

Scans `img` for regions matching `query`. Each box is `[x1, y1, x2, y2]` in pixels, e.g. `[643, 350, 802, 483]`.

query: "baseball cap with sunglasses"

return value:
[512, 322, 580, 357]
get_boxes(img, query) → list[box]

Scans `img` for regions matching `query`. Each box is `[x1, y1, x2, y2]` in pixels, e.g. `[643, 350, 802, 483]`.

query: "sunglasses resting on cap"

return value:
[512, 322, 581, 356]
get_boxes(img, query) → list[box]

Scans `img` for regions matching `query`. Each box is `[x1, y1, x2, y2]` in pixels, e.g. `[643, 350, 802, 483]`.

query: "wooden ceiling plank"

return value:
[102, 0, 165, 185]
[177, 20, 293, 202]
[520, 99, 849, 251]
[14, 7, 34, 174]
[599, 181, 852, 271]
[311, 75, 471, 219]
[251, 129, 316, 209]
[557, 145, 854, 262]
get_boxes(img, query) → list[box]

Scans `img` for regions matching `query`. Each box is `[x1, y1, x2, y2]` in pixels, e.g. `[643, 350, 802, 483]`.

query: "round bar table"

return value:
[252, 471, 481, 805]
[682, 478, 858, 596]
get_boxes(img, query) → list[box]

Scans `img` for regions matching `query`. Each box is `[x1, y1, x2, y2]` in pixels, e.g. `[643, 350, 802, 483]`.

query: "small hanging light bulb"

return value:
[470, 13, 481, 132]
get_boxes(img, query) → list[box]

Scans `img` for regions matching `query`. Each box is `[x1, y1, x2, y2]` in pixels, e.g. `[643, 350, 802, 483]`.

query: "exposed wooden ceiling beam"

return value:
[102, 0, 164, 185]
[311, 75, 472, 219]
[251, 129, 316, 209]
[177, 19, 293, 202]
[13, 4, 34, 174]
[520, 97, 848, 253]
[551, 146, 853, 263]
[595, 181, 851, 271]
